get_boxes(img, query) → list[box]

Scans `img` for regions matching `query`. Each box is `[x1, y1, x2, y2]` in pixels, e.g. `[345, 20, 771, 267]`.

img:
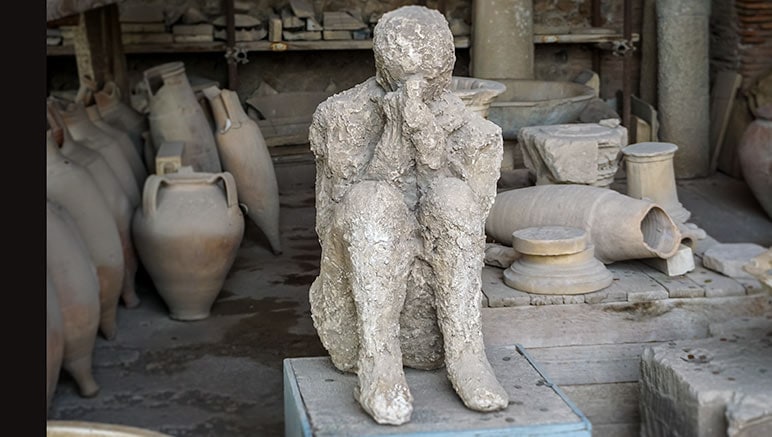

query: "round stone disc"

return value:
[622, 141, 678, 158]
[512, 226, 588, 256]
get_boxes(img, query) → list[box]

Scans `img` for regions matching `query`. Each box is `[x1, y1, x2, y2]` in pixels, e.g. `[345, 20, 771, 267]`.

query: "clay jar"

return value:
[203, 86, 282, 254]
[47, 277, 64, 413]
[144, 62, 222, 173]
[133, 169, 244, 320]
[47, 201, 101, 397]
[46, 132, 124, 340]
[94, 81, 148, 157]
[738, 104, 772, 219]
[486, 184, 682, 263]
[87, 105, 147, 189]
[54, 100, 141, 207]
[48, 106, 141, 308]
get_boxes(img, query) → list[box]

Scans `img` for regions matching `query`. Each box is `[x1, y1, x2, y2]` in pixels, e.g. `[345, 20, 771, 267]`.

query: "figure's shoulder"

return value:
[313, 77, 383, 122]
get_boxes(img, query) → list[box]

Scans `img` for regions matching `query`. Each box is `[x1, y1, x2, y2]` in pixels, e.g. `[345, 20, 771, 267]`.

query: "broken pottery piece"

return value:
[486, 184, 682, 263]
[504, 226, 613, 295]
[203, 86, 282, 254]
[703, 243, 768, 280]
[519, 122, 627, 188]
[309, 6, 508, 425]
[144, 62, 222, 174]
[622, 141, 691, 224]
[484, 243, 520, 269]
[46, 132, 124, 340]
[47, 201, 101, 398]
[132, 170, 244, 321]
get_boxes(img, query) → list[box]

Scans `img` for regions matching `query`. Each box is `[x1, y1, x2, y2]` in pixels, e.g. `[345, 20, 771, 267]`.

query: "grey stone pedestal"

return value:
[284, 345, 591, 436]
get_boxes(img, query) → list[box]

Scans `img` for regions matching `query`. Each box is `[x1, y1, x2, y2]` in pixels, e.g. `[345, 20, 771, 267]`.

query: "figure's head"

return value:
[372, 6, 455, 99]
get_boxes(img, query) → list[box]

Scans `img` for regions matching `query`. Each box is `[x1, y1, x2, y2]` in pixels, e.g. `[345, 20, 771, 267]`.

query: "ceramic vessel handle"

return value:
[214, 172, 239, 209]
[142, 175, 164, 217]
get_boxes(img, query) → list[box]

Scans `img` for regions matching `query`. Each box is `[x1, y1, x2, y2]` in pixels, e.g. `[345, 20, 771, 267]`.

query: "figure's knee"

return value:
[421, 178, 479, 225]
[334, 181, 411, 247]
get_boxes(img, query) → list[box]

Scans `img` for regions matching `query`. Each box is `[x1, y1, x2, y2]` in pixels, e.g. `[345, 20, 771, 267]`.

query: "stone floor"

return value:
[48, 156, 771, 436]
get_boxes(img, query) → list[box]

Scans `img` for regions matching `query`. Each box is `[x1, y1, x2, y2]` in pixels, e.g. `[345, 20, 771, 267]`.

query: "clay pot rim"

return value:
[143, 62, 186, 81]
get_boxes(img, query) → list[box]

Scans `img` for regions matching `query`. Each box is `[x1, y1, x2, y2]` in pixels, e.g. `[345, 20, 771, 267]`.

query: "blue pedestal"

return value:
[284, 345, 591, 436]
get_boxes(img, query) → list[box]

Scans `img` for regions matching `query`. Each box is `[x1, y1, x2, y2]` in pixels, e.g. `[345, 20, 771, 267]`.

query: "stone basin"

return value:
[488, 79, 596, 139]
[450, 76, 507, 119]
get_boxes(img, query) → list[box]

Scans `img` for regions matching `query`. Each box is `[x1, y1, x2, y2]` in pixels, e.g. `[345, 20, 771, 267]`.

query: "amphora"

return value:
[144, 62, 222, 173]
[738, 105, 772, 219]
[48, 105, 141, 308]
[47, 201, 101, 397]
[47, 276, 64, 413]
[46, 132, 124, 339]
[203, 86, 282, 254]
[94, 81, 148, 157]
[133, 169, 244, 320]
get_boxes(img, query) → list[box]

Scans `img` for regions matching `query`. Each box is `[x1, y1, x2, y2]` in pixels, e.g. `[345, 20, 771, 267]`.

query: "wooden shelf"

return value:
[534, 32, 639, 44]
[47, 41, 227, 56]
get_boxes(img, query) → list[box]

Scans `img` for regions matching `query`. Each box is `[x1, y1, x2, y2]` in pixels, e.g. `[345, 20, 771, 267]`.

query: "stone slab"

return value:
[634, 261, 704, 298]
[481, 266, 531, 307]
[481, 293, 770, 349]
[289, 0, 315, 19]
[703, 243, 767, 280]
[642, 244, 696, 276]
[172, 24, 214, 36]
[283, 30, 321, 41]
[323, 30, 352, 40]
[640, 337, 772, 437]
[121, 23, 166, 33]
[322, 11, 366, 30]
[687, 261, 747, 297]
[284, 346, 591, 436]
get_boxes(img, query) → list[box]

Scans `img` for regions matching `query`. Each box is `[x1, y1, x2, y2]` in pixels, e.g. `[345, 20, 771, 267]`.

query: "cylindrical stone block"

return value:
[471, 0, 533, 80]
[656, 0, 711, 178]
[623, 141, 691, 224]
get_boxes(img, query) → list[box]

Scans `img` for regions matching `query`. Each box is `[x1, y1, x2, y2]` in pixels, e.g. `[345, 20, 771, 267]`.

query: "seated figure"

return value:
[308, 5, 509, 425]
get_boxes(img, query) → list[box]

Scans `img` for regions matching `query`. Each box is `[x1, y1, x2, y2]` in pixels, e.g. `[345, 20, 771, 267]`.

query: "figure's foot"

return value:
[446, 351, 509, 412]
[355, 358, 414, 425]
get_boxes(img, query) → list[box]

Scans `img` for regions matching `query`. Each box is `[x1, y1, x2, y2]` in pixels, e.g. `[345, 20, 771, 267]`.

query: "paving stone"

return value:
[583, 285, 628, 304]
[635, 261, 705, 298]
[627, 288, 669, 303]
[531, 294, 565, 306]
[687, 261, 746, 297]
[481, 266, 531, 307]
[703, 243, 767, 279]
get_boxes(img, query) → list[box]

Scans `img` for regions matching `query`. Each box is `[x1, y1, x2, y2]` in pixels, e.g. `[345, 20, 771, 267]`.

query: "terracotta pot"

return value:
[54, 100, 141, 207]
[144, 62, 222, 173]
[94, 81, 148, 157]
[133, 170, 244, 320]
[47, 276, 64, 413]
[46, 421, 172, 437]
[203, 86, 282, 254]
[738, 106, 772, 219]
[485, 184, 682, 263]
[47, 201, 101, 397]
[87, 105, 147, 189]
[47, 132, 124, 340]
[48, 107, 141, 308]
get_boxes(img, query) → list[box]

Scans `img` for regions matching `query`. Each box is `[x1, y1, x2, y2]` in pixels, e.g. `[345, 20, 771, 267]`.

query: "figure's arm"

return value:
[449, 118, 504, 216]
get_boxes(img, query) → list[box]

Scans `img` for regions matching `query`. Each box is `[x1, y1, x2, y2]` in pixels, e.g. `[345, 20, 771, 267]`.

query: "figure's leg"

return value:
[400, 259, 444, 370]
[332, 181, 417, 425]
[419, 177, 509, 412]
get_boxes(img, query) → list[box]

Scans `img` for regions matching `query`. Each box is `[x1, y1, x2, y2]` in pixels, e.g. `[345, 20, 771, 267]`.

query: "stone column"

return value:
[656, 0, 711, 178]
[471, 0, 533, 80]
[622, 142, 691, 224]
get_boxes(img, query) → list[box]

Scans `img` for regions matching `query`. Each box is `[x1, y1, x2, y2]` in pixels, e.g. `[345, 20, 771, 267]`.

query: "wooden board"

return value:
[709, 71, 743, 173]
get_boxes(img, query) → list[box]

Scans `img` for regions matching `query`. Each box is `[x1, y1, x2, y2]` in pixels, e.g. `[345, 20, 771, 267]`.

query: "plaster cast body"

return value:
[309, 6, 508, 425]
